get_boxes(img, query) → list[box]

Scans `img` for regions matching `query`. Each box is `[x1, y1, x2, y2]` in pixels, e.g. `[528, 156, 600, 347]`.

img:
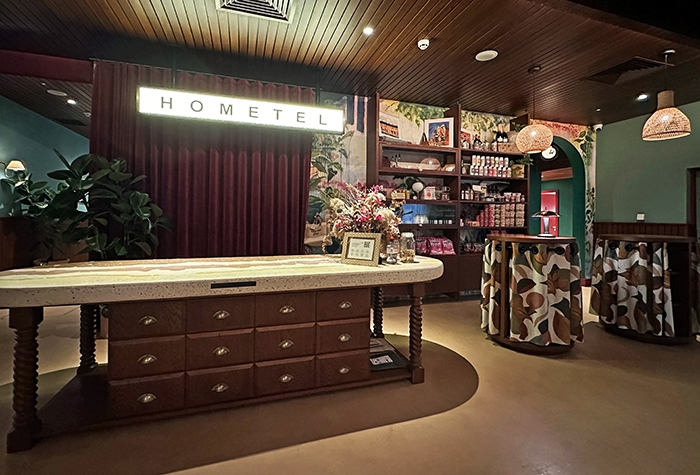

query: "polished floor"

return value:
[1, 288, 700, 475]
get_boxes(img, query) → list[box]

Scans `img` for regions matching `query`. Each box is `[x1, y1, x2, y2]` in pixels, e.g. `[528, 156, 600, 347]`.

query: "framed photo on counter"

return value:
[341, 232, 382, 267]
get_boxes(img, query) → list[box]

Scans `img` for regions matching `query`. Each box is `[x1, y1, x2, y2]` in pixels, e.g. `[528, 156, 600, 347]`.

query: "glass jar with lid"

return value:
[400, 232, 416, 263]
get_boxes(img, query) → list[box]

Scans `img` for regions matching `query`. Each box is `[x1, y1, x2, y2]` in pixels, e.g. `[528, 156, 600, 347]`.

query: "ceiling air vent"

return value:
[220, 0, 292, 22]
[585, 56, 668, 86]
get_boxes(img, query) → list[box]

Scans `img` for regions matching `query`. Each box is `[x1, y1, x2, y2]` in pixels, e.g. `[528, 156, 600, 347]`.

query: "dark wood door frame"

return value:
[687, 167, 700, 238]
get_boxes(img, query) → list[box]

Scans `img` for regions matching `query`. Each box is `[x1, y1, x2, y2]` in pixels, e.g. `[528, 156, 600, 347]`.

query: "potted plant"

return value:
[510, 154, 532, 178]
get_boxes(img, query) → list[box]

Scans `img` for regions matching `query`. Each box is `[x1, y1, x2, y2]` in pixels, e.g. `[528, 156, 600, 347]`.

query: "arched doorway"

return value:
[529, 137, 587, 264]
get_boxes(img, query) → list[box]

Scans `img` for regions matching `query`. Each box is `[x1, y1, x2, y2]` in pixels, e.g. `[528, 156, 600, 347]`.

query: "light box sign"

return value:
[137, 87, 344, 133]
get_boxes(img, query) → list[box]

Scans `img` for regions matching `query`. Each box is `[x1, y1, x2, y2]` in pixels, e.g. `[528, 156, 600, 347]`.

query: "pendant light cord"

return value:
[664, 52, 668, 90]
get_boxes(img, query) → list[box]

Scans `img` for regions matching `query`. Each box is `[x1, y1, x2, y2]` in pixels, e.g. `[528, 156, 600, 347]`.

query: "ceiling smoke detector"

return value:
[475, 50, 498, 62]
[417, 38, 430, 50]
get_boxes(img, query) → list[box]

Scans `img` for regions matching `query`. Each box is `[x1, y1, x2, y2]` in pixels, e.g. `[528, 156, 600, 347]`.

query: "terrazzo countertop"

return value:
[0, 255, 444, 308]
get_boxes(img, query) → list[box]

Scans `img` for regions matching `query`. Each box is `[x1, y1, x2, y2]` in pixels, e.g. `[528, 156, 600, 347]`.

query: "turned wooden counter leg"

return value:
[408, 282, 425, 384]
[371, 287, 384, 338]
[78, 304, 99, 375]
[7, 307, 43, 453]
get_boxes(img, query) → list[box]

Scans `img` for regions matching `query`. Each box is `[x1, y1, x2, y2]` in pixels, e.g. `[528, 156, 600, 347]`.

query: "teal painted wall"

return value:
[542, 179, 574, 237]
[597, 100, 700, 222]
[0, 95, 89, 217]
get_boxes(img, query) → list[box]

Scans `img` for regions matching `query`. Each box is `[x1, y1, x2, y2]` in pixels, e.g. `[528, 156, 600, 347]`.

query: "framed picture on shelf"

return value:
[379, 112, 401, 139]
[424, 118, 454, 148]
[340, 232, 382, 267]
[460, 130, 472, 149]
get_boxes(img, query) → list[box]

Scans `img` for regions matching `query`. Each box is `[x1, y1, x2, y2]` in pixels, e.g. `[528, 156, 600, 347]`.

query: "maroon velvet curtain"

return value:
[90, 61, 313, 258]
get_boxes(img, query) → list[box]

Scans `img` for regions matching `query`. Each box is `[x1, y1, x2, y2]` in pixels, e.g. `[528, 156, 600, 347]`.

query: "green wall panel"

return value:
[597, 100, 700, 223]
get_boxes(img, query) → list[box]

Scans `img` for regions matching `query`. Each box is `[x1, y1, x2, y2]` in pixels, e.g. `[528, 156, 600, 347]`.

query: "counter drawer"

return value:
[255, 292, 315, 326]
[106, 300, 184, 340]
[316, 288, 371, 321]
[109, 372, 185, 418]
[186, 296, 255, 333]
[186, 329, 254, 370]
[255, 323, 316, 362]
[317, 318, 370, 354]
[316, 350, 370, 387]
[255, 356, 315, 397]
[186, 364, 254, 407]
[108, 336, 185, 380]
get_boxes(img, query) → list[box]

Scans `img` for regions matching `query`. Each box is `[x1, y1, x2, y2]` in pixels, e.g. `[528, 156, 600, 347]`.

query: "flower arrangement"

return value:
[324, 184, 402, 250]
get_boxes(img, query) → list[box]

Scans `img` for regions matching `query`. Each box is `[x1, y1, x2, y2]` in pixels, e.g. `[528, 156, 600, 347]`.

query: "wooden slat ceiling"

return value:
[1, 0, 699, 126]
[0, 74, 92, 137]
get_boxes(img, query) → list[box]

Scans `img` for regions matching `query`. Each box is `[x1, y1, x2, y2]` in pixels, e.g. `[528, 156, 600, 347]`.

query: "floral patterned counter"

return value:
[481, 234, 583, 354]
[590, 235, 700, 343]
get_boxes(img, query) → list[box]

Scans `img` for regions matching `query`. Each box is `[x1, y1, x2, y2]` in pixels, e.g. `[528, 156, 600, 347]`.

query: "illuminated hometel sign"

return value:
[137, 87, 344, 133]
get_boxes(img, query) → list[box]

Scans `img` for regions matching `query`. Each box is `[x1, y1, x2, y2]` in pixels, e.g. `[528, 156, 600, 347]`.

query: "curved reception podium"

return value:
[0, 255, 443, 452]
[480, 234, 584, 355]
[590, 234, 700, 344]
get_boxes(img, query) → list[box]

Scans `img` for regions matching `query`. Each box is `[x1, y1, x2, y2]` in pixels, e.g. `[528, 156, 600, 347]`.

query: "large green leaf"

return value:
[135, 241, 152, 256]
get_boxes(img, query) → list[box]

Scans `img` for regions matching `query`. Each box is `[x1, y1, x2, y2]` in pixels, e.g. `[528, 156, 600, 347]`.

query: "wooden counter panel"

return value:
[185, 364, 254, 407]
[186, 296, 255, 333]
[186, 329, 254, 370]
[255, 323, 316, 362]
[255, 292, 316, 326]
[255, 357, 315, 396]
[107, 300, 184, 340]
[108, 336, 185, 380]
[109, 373, 185, 418]
[316, 288, 371, 321]
[316, 318, 370, 354]
[317, 350, 370, 387]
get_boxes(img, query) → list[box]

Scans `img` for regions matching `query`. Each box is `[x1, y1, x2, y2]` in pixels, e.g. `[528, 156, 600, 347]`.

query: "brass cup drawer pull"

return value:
[279, 373, 294, 384]
[338, 301, 352, 309]
[338, 333, 352, 342]
[137, 393, 156, 404]
[279, 305, 295, 314]
[138, 315, 158, 326]
[213, 346, 230, 356]
[211, 383, 229, 393]
[338, 366, 351, 375]
[138, 354, 157, 365]
[279, 339, 294, 349]
[213, 310, 230, 320]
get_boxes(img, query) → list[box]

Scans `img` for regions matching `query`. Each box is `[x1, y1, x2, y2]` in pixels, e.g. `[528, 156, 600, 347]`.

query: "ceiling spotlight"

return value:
[596, 108, 601, 112]
[363, 26, 373, 36]
[67, 99, 77, 105]
[83, 111, 92, 118]
[637, 93, 649, 102]
[475, 49, 498, 62]
[47, 89, 67, 97]
[417, 38, 430, 50]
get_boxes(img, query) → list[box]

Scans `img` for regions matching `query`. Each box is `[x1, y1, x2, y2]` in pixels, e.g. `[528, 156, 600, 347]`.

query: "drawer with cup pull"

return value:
[109, 372, 185, 418]
[105, 300, 184, 340]
[254, 356, 315, 397]
[316, 288, 371, 321]
[316, 318, 371, 354]
[255, 323, 315, 362]
[186, 296, 255, 333]
[316, 349, 370, 387]
[255, 292, 316, 326]
[185, 364, 254, 407]
[108, 335, 185, 380]
[186, 329, 254, 370]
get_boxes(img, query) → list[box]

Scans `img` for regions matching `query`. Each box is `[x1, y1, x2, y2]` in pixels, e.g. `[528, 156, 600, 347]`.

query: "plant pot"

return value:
[511, 164, 526, 178]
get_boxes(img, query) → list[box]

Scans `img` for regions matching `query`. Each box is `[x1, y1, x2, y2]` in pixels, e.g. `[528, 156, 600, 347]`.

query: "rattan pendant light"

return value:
[516, 66, 553, 154]
[642, 50, 691, 141]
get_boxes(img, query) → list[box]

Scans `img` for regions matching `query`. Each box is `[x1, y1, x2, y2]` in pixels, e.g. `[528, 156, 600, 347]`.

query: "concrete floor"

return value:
[2, 288, 700, 474]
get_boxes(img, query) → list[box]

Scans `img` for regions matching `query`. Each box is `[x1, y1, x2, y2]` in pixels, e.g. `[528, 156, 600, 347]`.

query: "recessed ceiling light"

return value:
[637, 93, 649, 102]
[67, 99, 77, 105]
[83, 111, 92, 118]
[475, 49, 498, 62]
[596, 108, 601, 112]
[40, 82, 47, 86]
[47, 89, 67, 96]
[363, 26, 373, 36]
[417, 38, 430, 50]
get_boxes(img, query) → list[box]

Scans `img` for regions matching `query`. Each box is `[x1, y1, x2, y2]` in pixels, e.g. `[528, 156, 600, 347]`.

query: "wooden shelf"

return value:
[461, 200, 528, 205]
[461, 176, 528, 182]
[379, 168, 458, 177]
[399, 223, 459, 229]
[401, 199, 459, 205]
[461, 148, 523, 157]
[464, 226, 528, 230]
[380, 142, 459, 154]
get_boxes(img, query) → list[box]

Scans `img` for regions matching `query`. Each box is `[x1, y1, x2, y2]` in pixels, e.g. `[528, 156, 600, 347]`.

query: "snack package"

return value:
[416, 237, 429, 255]
[426, 237, 444, 255]
[440, 237, 456, 255]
